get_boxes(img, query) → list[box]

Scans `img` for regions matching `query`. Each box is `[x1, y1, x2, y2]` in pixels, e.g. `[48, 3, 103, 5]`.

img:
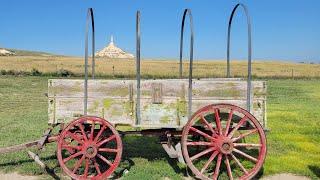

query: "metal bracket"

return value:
[129, 83, 134, 116]
[37, 128, 52, 150]
[160, 134, 186, 164]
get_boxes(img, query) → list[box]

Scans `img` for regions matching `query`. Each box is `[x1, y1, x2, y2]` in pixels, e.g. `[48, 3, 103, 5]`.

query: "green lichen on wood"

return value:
[141, 90, 151, 96]
[178, 100, 187, 117]
[160, 115, 171, 124]
[206, 88, 241, 97]
[88, 100, 99, 113]
[123, 101, 133, 115]
[110, 108, 123, 116]
[103, 98, 113, 109]
[254, 88, 267, 96]
[109, 87, 129, 96]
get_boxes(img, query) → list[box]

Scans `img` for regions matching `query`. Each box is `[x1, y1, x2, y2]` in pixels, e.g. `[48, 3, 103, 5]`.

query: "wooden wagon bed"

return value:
[48, 78, 267, 129]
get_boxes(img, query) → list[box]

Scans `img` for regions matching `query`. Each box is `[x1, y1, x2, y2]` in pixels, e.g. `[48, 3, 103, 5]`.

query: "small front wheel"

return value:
[57, 116, 122, 179]
[181, 104, 266, 180]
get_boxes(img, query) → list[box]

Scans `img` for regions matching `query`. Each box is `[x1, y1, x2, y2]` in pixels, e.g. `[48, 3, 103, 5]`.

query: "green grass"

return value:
[265, 80, 320, 179]
[0, 76, 319, 179]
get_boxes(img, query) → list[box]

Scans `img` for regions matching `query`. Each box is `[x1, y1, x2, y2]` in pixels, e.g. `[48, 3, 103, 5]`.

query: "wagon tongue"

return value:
[0, 140, 39, 154]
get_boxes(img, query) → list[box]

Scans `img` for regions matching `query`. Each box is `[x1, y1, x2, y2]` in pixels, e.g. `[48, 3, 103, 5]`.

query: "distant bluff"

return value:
[96, 36, 134, 59]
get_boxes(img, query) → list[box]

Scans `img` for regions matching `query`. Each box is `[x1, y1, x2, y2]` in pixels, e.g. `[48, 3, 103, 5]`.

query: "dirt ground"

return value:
[261, 173, 311, 180]
[0, 172, 38, 180]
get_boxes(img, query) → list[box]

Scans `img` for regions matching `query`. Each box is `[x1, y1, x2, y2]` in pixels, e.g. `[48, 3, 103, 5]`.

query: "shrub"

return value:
[57, 69, 74, 77]
[31, 68, 42, 76]
[0, 70, 6, 75]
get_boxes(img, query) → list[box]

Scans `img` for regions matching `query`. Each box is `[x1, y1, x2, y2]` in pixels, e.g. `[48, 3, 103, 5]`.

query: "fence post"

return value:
[112, 65, 115, 77]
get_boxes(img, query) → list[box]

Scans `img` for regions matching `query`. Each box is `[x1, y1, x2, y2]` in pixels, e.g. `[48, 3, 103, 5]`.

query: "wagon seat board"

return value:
[48, 78, 267, 129]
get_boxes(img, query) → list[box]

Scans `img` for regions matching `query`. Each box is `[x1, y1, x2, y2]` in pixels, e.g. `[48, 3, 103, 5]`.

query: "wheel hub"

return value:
[85, 145, 97, 158]
[216, 137, 234, 154]
[222, 143, 231, 151]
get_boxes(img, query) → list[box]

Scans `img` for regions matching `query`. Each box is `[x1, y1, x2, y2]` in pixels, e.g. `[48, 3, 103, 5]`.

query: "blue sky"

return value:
[0, 0, 319, 61]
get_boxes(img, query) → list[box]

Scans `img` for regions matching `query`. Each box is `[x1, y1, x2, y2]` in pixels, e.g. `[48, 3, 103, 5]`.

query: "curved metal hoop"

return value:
[135, 11, 141, 124]
[226, 3, 252, 111]
[84, 8, 95, 115]
[135, 9, 194, 123]
[179, 9, 194, 118]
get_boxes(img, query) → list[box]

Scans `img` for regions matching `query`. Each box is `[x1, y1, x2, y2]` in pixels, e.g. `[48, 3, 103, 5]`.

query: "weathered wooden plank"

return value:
[48, 97, 134, 125]
[48, 79, 266, 98]
[48, 79, 267, 129]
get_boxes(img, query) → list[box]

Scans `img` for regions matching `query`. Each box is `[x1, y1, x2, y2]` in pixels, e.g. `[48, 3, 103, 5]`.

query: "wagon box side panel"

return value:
[190, 80, 267, 129]
[48, 79, 135, 125]
[48, 79, 267, 129]
[137, 79, 266, 128]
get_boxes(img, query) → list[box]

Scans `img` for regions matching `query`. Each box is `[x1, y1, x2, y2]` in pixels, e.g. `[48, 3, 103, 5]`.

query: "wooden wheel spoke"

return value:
[228, 116, 247, 138]
[94, 159, 102, 175]
[67, 131, 84, 144]
[201, 151, 219, 173]
[213, 154, 222, 180]
[214, 108, 222, 135]
[224, 109, 234, 136]
[225, 155, 233, 180]
[190, 127, 214, 141]
[72, 155, 85, 173]
[186, 141, 212, 146]
[78, 123, 88, 141]
[83, 158, 89, 178]
[90, 120, 95, 140]
[97, 154, 112, 166]
[98, 148, 118, 153]
[94, 125, 107, 142]
[230, 153, 248, 175]
[199, 115, 215, 134]
[190, 147, 215, 161]
[63, 151, 83, 163]
[234, 143, 262, 148]
[232, 129, 258, 142]
[97, 135, 116, 147]
[62, 144, 81, 151]
[233, 148, 258, 163]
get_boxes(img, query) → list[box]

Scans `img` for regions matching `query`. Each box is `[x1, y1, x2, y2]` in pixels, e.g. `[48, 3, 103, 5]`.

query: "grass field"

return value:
[0, 76, 319, 179]
[1, 56, 320, 79]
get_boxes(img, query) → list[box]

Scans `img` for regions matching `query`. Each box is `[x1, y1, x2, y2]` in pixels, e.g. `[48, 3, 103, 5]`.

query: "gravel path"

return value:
[0, 172, 38, 180]
[261, 173, 311, 180]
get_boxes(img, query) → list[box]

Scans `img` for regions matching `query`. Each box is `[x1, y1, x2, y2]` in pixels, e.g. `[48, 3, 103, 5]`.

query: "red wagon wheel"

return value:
[181, 104, 266, 180]
[57, 116, 122, 180]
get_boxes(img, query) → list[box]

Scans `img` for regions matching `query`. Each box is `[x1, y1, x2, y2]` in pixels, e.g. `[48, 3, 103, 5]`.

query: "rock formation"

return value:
[0, 48, 15, 56]
[96, 36, 134, 59]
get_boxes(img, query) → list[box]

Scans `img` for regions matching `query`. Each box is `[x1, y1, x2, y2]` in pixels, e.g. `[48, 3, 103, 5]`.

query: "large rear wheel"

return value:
[181, 104, 266, 180]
